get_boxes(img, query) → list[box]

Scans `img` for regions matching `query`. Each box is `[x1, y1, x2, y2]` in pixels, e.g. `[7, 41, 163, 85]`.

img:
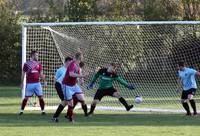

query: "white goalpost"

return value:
[22, 21, 200, 113]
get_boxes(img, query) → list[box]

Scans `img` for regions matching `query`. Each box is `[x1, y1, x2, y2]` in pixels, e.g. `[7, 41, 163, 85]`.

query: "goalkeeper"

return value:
[87, 63, 135, 116]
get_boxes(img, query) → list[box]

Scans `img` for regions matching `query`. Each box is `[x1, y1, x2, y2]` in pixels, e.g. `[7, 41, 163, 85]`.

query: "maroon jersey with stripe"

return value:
[23, 60, 42, 83]
[63, 61, 80, 86]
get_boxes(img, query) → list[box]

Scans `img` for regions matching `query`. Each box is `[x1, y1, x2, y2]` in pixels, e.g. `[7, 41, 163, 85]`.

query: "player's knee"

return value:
[188, 94, 193, 100]
[61, 100, 67, 106]
[79, 100, 85, 105]
[76, 94, 85, 101]
[38, 95, 43, 99]
[92, 100, 99, 105]
[113, 92, 121, 98]
[67, 100, 73, 107]
[24, 97, 29, 100]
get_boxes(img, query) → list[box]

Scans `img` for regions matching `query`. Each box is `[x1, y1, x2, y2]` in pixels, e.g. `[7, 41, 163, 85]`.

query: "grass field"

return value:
[0, 86, 200, 136]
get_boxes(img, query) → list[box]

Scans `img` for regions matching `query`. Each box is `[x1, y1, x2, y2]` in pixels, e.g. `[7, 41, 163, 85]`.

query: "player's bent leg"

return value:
[52, 101, 66, 122]
[88, 99, 100, 116]
[113, 92, 133, 111]
[19, 96, 30, 115]
[55, 82, 64, 101]
[52, 100, 67, 122]
[188, 94, 197, 115]
[38, 96, 46, 115]
[75, 93, 88, 116]
[67, 99, 75, 122]
[19, 83, 35, 115]
[72, 95, 78, 108]
[181, 99, 191, 116]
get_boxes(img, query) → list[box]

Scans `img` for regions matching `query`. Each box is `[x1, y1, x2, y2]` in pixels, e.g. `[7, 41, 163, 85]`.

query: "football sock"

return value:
[89, 104, 96, 114]
[39, 99, 45, 111]
[189, 99, 197, 113]
[67, 106, 74, 121]
[182, 102, 190, 114]
[53, 104, 64, 118]
[119, 97, 129, 109]
[21, 98, 28, 110]
[82, 104, 88, 116]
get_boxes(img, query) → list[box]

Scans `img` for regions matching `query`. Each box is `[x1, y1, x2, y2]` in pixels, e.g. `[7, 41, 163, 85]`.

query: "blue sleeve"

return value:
[55, 69, 62, 80]
[189, 68, 197, 76]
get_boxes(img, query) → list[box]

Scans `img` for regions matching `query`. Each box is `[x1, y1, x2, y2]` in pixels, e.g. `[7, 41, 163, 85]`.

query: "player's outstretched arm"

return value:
[115, 76, 135, 90]
[87, 71, 101, 90]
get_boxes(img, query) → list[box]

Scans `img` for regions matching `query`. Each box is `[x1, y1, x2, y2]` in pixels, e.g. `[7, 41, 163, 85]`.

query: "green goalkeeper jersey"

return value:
[91, 68, 129, 89]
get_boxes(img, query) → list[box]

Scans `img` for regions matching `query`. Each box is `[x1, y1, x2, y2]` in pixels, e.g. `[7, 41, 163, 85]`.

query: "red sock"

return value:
[21, 98, 28, 110]
[67, 106, 74, 121]
[39, 99, 45, 111]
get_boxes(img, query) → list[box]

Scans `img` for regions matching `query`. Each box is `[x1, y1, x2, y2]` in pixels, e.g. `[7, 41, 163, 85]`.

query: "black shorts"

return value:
[94, 87, 117, 101]
[181, 88, 196, 100]
[55, 82, 64, 101]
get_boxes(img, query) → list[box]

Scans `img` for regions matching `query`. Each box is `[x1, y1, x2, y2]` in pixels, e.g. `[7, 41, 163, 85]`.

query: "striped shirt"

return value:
[23, 60, 42, 83]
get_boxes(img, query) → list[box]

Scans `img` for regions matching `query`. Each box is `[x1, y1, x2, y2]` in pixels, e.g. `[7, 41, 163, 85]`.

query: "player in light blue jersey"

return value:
[177, 61, 200, 116]
[54, 57, 73, 101]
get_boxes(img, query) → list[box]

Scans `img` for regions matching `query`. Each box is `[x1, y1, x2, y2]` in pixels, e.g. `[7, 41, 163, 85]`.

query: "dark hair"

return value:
[30, 50, 38, 57]
[79, 61, 84, 68]
[110, 62, 117, 68]
[65, 56, 72, 62]
[75, 52, 82, 60]
[178, 61, 185, 67]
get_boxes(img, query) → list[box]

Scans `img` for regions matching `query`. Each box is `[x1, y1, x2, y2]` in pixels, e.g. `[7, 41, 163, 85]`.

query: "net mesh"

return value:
[23, 22, 200, 112]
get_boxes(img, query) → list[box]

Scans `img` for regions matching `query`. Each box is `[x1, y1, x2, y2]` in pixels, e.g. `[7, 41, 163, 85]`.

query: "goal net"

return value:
[22, 21, 200, 112]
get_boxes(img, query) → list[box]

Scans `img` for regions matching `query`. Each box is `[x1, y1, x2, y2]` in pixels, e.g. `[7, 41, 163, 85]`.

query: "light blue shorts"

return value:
[25, 82, 43, 97]
[63, 84, 82, 100]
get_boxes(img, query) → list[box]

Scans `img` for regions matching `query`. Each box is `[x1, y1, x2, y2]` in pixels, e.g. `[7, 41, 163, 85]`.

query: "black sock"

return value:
[53, 104, 64, 118]
[189, 100, 197, 113]
[82, 104, 88, 116]
[89, 104, 96, 114]
[119, 97, 129, 109]
[182, 102, 190, 114]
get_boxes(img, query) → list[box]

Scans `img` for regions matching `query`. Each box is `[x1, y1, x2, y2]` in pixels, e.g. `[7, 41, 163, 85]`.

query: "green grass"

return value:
[0, 86, 200, 136]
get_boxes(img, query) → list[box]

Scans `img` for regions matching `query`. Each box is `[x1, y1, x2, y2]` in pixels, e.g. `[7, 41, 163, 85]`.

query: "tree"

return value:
[65, 0, 97, 21]
[0, 0, 21, 85]
[182, 0, 200, 20]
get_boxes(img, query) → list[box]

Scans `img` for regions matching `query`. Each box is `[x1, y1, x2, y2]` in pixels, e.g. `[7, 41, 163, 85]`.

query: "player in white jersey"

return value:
[177, 61, 200, 116]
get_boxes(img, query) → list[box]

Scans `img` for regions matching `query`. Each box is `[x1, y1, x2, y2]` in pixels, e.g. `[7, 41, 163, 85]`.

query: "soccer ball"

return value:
[135, 96, 142, 104]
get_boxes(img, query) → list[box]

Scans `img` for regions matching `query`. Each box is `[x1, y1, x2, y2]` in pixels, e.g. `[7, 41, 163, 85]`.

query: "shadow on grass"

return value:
[0, 112, 199, 127]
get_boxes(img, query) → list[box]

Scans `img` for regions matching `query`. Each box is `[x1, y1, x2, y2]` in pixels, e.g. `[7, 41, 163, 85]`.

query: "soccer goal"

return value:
[22, 21, 200, 112]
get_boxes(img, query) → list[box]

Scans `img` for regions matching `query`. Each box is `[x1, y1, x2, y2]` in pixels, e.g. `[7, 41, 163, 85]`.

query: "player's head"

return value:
[30, 50, 38, 61]
[74, 52, 83, 62]
[79, 61, 84, 68]
[107, 62, 117, 73]
[178, 61, 185, 71]
[64, 56, 73, 66]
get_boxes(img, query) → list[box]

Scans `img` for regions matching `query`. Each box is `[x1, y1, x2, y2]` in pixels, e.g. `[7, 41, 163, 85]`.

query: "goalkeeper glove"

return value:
[87, 82, 94, 90]
[127, 84, 136, 90]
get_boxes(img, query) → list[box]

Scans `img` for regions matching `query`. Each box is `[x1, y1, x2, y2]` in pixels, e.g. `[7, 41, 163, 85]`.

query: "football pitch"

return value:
[0, 87, 200, 136]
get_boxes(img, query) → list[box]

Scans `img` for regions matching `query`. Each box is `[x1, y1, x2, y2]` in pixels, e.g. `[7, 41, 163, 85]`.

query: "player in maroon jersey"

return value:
[52, 52, 86, 122]
[19, 50, 47, 115]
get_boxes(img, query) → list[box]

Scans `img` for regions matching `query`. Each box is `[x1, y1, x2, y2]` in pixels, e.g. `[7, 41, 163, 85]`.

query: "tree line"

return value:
[0, 0, 200, 85]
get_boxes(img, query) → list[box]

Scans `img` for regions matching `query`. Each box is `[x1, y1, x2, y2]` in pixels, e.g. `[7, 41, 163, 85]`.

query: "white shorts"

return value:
[63, 84, 82, 100]
[25, 82, 43, 97]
